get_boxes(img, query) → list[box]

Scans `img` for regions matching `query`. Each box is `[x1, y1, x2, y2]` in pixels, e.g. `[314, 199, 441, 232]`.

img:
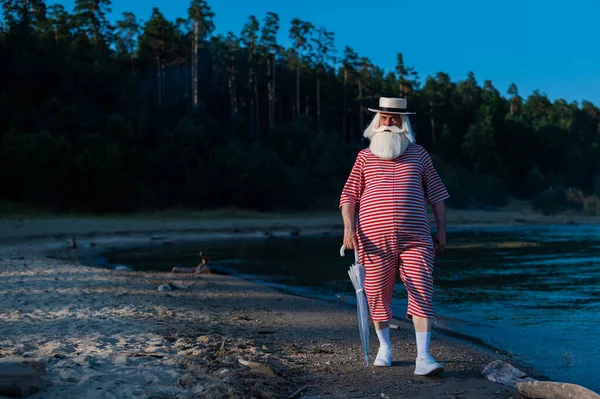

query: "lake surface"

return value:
[103, 225, 600, 392]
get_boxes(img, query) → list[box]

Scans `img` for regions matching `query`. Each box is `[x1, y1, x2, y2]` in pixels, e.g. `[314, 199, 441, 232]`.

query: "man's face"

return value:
[379, 113, 402, 129]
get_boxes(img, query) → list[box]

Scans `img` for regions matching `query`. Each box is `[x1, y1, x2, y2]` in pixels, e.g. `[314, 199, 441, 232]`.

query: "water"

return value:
[103, 225, 600, 392]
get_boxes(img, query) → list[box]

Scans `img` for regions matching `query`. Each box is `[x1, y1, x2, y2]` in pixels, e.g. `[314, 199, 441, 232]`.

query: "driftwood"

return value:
[126, 352, 166, 359]
[516, 381, 600, 399]
[288, 385, 308, 398]
[172, 251, 212, 274]
[481, 360, 536, 388]
[0, 361, 46, 398]
[483, 360, 600, 399]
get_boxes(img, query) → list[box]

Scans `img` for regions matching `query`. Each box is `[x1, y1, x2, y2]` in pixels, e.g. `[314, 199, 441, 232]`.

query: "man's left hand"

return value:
[434, 230, 446, 256]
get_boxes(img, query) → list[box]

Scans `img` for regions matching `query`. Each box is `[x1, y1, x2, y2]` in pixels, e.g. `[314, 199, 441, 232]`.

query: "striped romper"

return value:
[340, 144, 449, 321]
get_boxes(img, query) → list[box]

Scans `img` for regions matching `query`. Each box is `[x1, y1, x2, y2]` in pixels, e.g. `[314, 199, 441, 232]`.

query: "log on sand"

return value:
[482, 360, 600, 399]
[0, 361, 46, 398]
[516, 381, 600, 399]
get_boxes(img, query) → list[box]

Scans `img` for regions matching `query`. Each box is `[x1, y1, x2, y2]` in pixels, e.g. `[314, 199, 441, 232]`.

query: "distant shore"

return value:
[3, 200, 600, 243]
[1, 207, 596, 398]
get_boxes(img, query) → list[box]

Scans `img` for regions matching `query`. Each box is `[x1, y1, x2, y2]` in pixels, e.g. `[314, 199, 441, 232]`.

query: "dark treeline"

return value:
[1, 0, 599, 214]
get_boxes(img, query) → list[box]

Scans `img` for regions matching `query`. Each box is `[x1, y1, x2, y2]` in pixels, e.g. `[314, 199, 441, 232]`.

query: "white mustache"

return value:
[373, 125, 403, 134]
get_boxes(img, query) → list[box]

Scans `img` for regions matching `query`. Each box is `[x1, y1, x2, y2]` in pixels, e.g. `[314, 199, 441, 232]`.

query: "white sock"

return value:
[416, 332, 431, 357]
[376, 327, 391, 350]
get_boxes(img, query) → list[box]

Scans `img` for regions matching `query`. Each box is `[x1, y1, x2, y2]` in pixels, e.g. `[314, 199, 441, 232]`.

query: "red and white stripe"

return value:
[340, 144, 449, 321]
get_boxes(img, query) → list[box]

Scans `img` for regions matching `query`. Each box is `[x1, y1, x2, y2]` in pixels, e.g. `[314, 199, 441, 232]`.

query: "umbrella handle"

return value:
[339, 244, 359, 264]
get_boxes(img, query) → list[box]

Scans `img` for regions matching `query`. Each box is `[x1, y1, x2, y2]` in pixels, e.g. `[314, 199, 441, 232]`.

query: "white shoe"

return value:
[373, 346, 392, 367]
[414, 353, 443, 375]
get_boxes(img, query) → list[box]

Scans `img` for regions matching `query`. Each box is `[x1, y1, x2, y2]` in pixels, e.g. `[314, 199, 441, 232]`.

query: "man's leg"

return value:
[362, 246, 397, 367]
[399, 246, 443, 375]
[413, 316, 432, 358]
[373, 320, 390, 365]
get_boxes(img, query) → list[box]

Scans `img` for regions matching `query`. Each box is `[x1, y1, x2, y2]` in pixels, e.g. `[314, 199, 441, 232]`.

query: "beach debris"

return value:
[156, 282, 188, 291]
[0, 361, 46, 398]
[482, 360, 535, 387]
[290, 226, 301, 236]
[114, 264, 133, 271]
[288, 385, 308, 398]
[158, 283, 178, 291]
[172, 252, 210, 274]
[516, 381, 600, 399]
[171, 252, 231, 275]
[380, 394, 392, 399]
[389, 324, 400, 330]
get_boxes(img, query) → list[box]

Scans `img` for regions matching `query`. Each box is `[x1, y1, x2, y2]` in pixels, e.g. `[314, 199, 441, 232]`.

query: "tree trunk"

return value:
[231, 54, 238, 114]
[250, 99, 256, 137]
[254, 74, 260, 137]
[192, 20, 199, 110]
[249, 65, 255, 135]
[267, 57, 273, 133]
[184, 47, 190, 100]
[232, 79, 238, 114]
[161, 59, 166, 106]
[429, 102, 436, 150]
[316, 75, 321, 133]
[228, 75, 234, 116]
[156, 53, 161, 107]
[343, 68, 347, 141]
[358, 80, 363, 132]
[295, 61, 300, 118]
[305, 95, 309, 116]
[272, 56, 276, 128]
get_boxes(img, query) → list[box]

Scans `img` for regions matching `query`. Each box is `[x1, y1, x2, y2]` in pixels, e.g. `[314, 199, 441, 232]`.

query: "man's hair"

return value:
[363, 113, 415, 140]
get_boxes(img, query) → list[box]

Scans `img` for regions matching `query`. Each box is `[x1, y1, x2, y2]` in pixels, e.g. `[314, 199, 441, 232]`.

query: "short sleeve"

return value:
[339, 151, 366, 208]
[421, 149, 450, 205]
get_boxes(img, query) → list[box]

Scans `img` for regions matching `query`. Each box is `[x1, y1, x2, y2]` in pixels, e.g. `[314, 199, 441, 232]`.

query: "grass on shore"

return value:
[0, 200, 340, 221]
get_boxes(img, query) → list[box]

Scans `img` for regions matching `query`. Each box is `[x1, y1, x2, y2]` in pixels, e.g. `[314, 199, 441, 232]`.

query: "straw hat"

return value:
[367, 97, 415, 115]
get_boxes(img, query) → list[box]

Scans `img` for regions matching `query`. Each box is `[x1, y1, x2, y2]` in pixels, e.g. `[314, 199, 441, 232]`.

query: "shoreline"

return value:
[82, 232, 521, 362]
[1, 209, 596, 398]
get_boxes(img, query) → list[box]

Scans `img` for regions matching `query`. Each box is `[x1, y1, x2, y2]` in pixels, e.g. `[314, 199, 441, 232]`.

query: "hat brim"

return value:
[367, 107, 416, 115]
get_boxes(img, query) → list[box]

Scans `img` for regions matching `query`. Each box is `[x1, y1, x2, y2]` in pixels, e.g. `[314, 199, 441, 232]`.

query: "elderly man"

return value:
[339, 97, 449, 376]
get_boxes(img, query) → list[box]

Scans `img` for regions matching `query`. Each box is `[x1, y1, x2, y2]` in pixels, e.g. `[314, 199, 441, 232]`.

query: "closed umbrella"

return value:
[340, 244, 370, 367]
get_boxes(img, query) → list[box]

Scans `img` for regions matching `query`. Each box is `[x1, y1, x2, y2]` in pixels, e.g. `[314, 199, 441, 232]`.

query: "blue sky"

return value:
[53, 0, 600, 106]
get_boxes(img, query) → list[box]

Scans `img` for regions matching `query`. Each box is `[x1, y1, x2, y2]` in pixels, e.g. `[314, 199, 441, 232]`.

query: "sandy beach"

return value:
[2, 207, 598, 398]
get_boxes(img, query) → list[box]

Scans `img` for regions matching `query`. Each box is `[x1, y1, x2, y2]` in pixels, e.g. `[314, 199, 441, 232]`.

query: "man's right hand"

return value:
[343, 229, 359, 251]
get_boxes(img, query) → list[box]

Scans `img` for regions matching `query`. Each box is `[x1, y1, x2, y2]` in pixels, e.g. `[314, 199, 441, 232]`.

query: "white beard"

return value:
[369, 128, 414, 160]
